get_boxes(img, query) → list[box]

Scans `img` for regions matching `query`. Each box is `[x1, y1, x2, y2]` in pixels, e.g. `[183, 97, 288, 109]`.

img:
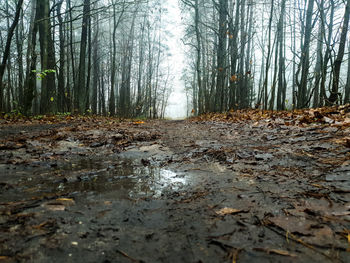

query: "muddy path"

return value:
[0, 117, 350, 262]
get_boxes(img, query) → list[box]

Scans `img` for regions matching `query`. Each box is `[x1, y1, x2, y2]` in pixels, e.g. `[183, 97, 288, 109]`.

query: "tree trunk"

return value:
[313, 7, 324, 108]
[215, 0, 228, 112]
[228, 1, 240, 109]
[23, 0, 38, 115]
[15, 9, 24, 109]
[57, 0, 66, 112]
[136, 16, 146, 116]
[0, 0, 24, 112]
[344, 42, 350, 103]
[263, 0, 274, 110]
[297, 0, 314, 109]
[276, 0, 286, 110]
[37, 0, 56, 114]
[92, 12, 99, 114]
[75, 0, 90, 114]
[194, 0, 203, 115]
[328, 0, 350, 104]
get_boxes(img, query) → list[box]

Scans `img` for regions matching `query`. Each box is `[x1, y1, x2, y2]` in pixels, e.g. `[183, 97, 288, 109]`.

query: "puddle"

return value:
[0, 157, 190, 201]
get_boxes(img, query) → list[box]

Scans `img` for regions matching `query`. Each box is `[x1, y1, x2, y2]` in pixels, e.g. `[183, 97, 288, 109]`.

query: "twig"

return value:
[116, 248, 144, 263]
[265, 224, 344, 262]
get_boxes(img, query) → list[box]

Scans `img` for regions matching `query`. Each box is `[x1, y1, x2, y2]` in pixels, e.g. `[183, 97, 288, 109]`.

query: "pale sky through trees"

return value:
[164, 0, 187, 119]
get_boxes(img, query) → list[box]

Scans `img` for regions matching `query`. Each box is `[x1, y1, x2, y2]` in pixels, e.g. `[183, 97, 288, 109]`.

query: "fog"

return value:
[164, 1, 187, 119]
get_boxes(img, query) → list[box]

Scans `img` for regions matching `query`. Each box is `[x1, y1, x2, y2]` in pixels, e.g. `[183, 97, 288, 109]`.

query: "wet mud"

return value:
[0, 118, 349, 262]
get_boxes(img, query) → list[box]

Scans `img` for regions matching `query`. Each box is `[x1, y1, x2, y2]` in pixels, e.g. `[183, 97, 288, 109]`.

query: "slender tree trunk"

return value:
[238, 0, 246, 108]
[215, 0, 228, 112]
[269, 37, 279, 110]
[194, 0, 203, 114]
[292, 1, 297, 109]
[263, 0, 274, 110]
[23, 0, 38, 115]
[15, 9, 24, 109]
[297, 0, 314, 108]
[37, 0, 56, 114]
[277, 0, 286, 110]
[109, 3, 117, 116]
[0, 0, 24, 112]
[109, 1, 126, 116]
[136, 16, 146, 116]
[228, 0, 240, 109]
[67, 0, 75, 111]
[85, 16, 92, 112]
[329, 0, 350, 104]
[245, 2, 254, 108]
[319, 2, 333, 106]
[75, 0, 90, 113]
[120, 13, 136, 118]
[344, 42, 350, 103]
[256, 5, 265, 108]
[57, 0, 65, 112]
[92, 12, 99, 114]
[313, 10, 323, 108]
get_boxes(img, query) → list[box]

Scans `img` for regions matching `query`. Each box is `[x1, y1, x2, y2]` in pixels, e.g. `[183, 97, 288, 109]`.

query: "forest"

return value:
[1, 1, 350, 262]
[0, 0, 172, 118]
[180, 0, 350, 114]
[1, 0, 350, 117]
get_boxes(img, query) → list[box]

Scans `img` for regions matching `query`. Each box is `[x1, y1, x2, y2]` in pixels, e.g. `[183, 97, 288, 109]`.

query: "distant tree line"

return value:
[0, 0, 172, 117]
[181, 0, 350, 114]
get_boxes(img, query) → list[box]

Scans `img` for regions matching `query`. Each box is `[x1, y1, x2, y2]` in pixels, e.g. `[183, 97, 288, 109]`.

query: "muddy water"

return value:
[0, 157, 190, 203]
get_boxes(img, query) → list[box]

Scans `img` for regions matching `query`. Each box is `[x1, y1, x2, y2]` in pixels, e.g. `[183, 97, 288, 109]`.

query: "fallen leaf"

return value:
[323, 116, 334, 124]
[56, 198, 74, 202]
[301, 226, 335, 247]
[43, 204, 66, 211]
[254, 247, 296, 257]
[309, 109, 323, 119]
[267, 216, 313, 235]
[230, 75, 237, 82]
[215, 207, 243, 216]
[345, 138, 350, 148]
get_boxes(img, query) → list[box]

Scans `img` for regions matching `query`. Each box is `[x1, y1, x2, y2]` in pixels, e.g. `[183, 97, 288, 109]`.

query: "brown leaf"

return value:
[323, 116, 334, 124]
[56, 198, 75, 205]
[44, 204, 65, 211]
[267, 215, 313, 235]
[345, 138, 350, 148]
[230, 75, 237, 82]
[254, 247, 296, 257]
[301, 226, 335, 247]
[215, 207, 244, 216]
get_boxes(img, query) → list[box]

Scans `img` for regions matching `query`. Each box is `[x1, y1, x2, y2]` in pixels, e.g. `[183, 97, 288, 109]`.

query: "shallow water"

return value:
[0, 157, 189, 202]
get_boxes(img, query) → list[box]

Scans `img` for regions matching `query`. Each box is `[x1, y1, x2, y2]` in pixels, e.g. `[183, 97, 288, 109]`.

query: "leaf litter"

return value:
[0, 107, 350, 262]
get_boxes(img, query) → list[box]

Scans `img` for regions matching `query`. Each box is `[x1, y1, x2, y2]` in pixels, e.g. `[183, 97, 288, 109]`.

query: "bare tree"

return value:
[0, 0, 23, 112]
[328, 0, 350, 104]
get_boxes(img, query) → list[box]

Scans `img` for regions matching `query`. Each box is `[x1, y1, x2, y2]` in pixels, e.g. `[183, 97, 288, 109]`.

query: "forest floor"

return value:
[0, 106, 350, 263]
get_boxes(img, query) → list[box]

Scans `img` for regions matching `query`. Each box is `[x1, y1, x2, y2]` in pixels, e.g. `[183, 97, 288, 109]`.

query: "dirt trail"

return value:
[0, 118, 349, 262]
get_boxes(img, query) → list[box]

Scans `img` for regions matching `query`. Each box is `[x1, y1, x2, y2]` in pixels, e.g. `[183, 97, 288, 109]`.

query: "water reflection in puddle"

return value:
[42, 158, 189, 199]
[0, 157, 193, 202]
